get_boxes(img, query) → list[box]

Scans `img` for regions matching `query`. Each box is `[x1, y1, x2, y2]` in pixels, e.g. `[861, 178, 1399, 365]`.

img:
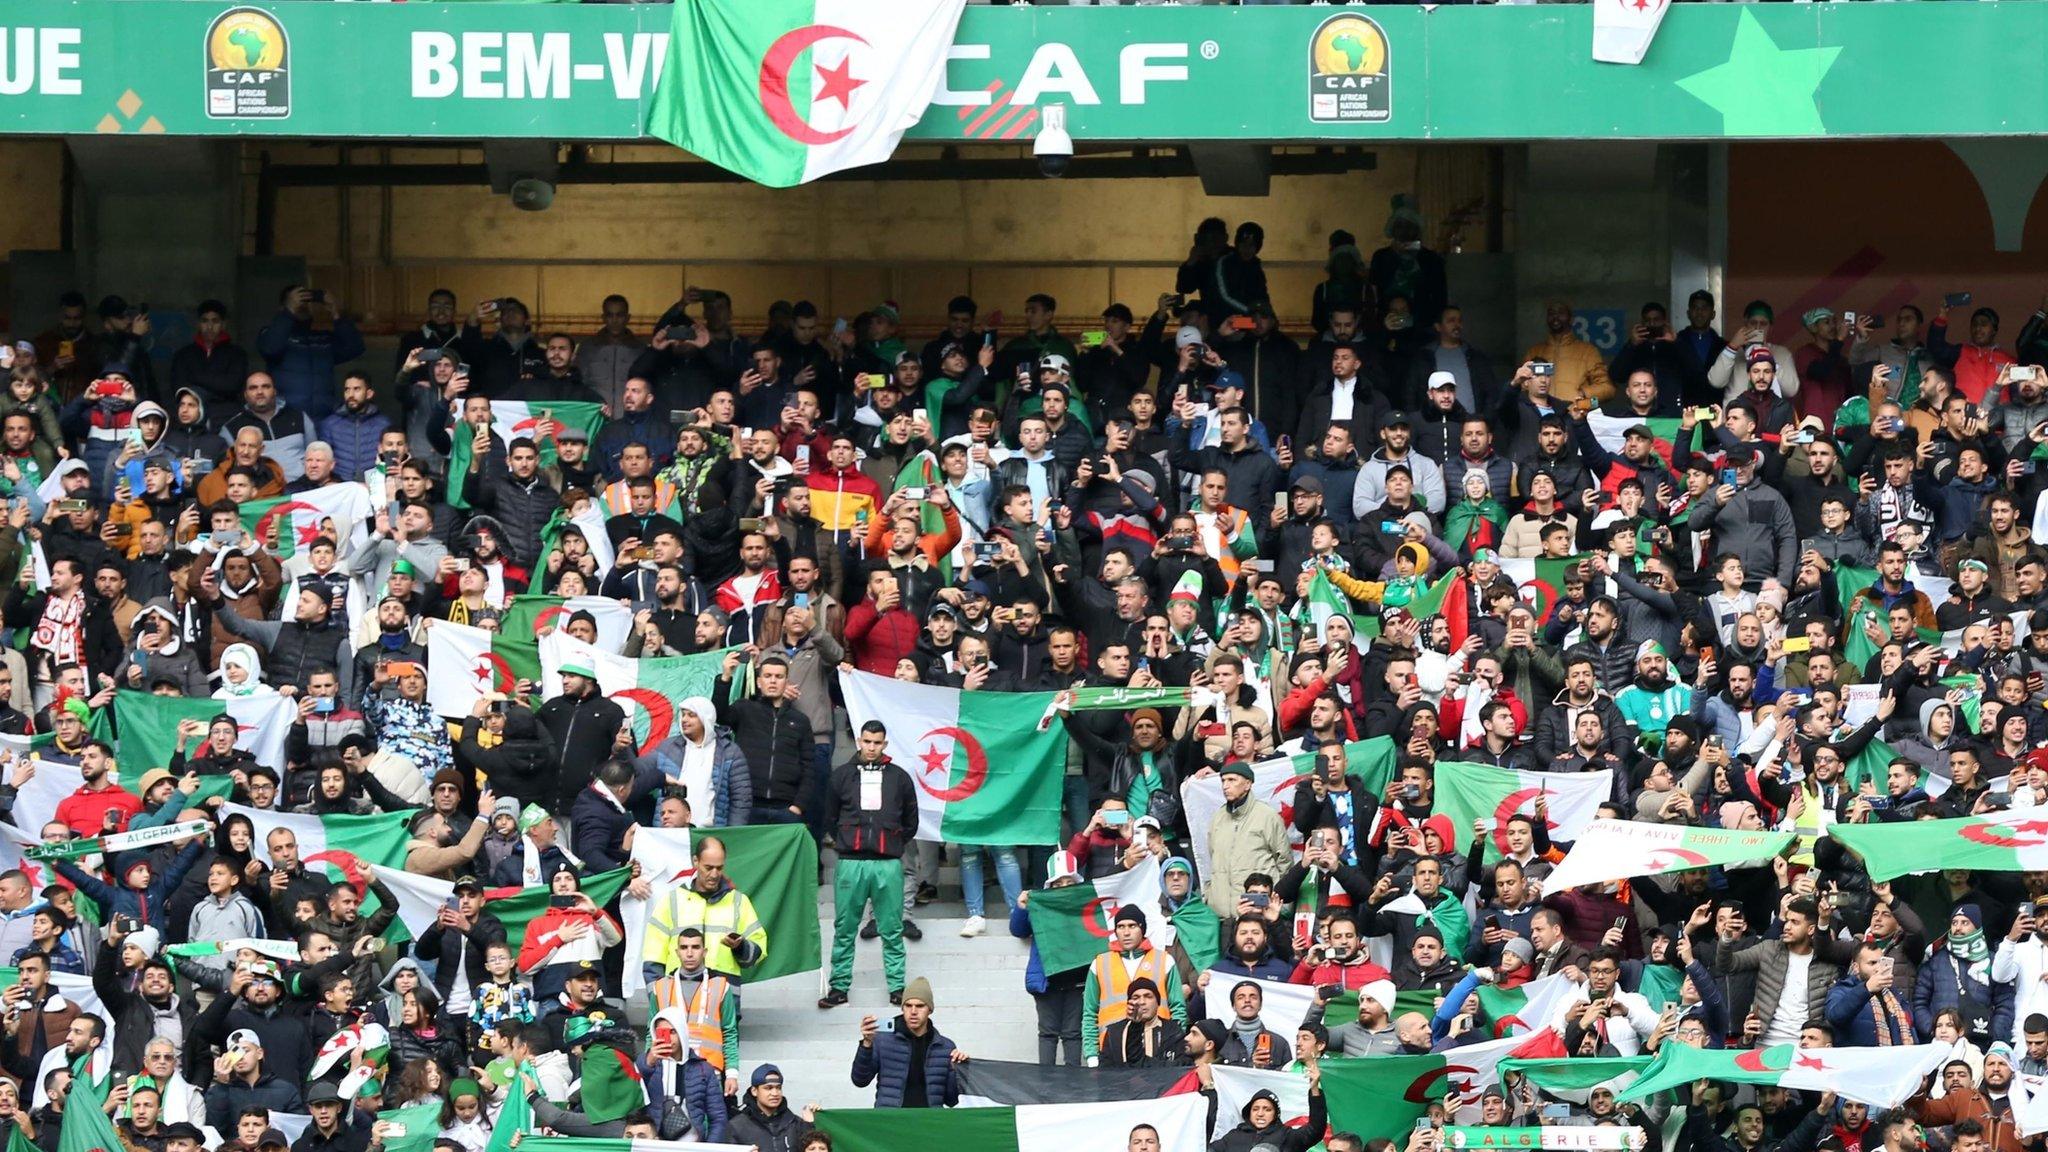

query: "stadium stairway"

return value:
[734, 848, 1042, 1110]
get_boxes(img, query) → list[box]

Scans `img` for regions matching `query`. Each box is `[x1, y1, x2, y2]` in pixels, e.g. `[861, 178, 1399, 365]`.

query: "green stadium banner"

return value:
[3, 3, 2044, 144]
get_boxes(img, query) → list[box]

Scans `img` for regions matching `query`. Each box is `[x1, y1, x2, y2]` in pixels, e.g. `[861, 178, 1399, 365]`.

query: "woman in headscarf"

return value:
[1912, 903, 2011, 1046]
[212, 642, 275, 699]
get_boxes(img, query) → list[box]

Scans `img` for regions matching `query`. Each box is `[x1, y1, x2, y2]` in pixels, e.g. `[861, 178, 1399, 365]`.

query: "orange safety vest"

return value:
[1088, 948, 1172, 1043]
[681, 973, 732, 1072]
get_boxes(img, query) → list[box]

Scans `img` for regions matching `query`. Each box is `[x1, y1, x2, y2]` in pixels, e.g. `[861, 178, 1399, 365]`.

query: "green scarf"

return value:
[1951, 925, 1989, 973]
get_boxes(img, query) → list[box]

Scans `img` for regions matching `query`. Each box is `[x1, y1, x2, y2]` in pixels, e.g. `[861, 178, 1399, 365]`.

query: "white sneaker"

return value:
[959, 915, 987, 937]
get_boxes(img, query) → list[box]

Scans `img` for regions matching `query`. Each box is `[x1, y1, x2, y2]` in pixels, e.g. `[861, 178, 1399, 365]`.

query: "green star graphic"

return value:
[1675, 9, 1842, 137]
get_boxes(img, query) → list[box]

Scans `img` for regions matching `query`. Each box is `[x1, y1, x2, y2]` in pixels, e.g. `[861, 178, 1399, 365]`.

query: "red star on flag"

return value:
[919, 744, 948, 777]
[471, 659, 495, 689]
[1794, 1053, 1827, 1070]
[814, 56, 866, 113]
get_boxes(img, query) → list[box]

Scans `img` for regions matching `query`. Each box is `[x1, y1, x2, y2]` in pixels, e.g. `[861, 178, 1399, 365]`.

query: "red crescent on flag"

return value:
[1080, 896, 1119, 939]
[1489, 786, 1562, 854]
[1733, 1045, 1793, 1073]
[1403, 1064, 1480, 1104]
[534, 606, 567, 633]
[1959, 819, 2048, 849]
[252, 500, 317, 545]
[472, 651, 516, 694]
[1643, 847, 1710, 869]
[303, 849, 368, 898]
[914, 726, 988, 802]
[615, 688, 675, 755]
[758, 26, 868, 145]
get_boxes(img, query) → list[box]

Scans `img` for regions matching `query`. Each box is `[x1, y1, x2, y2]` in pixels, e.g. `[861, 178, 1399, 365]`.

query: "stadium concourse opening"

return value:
[0, 0, 2046, 1144]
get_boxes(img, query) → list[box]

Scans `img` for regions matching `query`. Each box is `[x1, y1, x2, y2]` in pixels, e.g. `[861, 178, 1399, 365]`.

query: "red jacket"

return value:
[844, 600, 920, 676]
[1436, 686, 1528, 745]
[54, 784, 142, 837]
[1287, 954, 1391, 990]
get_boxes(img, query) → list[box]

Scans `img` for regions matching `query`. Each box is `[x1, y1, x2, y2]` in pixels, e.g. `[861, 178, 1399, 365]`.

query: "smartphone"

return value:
[832, 318, 850, 336]
[972, 541, 1003, 563]
[1102, 810, 1130, 826]
[1531, 361, 1555, 377]
[549, 895, 577, 909]
[794, 445, 811, 468]
[858, 373, 887, 391]
[1380, 520, 1403, 534]
[737, 518, 764, 532]
[1693, 406, 1717, 421]
[1612, 916, 1628, 932]
[1944, 292, 1974, 309]
[793, 592, 810, 609]
[1842, 312, 1856, 328]
[451, 559, 470, 572]
[1704, 734, 1725, 752]
[312, 697, 336, 715]
[1415, 1120, 1435, 1134]
[418, 348, 444, 363]
[2015, 365, 2040, 382]
[912, 409, 928, 427]
[1485, 915, 1500, 930]
[1246, 893, 1270, 909]
[669, 408, 692, 425]
[442, 896, 460, 914]
[661, 325, 694, 342]
[1274, 492, 1289, 514]
[1224, 316, 1257, 332]
[900, 486, 928, 501]
[1078, 331, 1107, 349]
[1719, 468, 1739, 486]
[1543, 1105, 1569, 1120]
[1783, 636, 1811, 654]
[479, 299, 500, 315]
[55, 499, 89, 514]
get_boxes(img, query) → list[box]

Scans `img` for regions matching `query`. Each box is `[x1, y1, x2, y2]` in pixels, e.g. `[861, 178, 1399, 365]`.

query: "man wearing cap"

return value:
[1081, 905, 1188, 1067]
[851, 974, 963, 1107]
[533, 658, 626, 808]
[726, 1064, 811, 1152]
[1709, 300, 1800, 403]
[1097, 976, 1186, 1069]
[1354, 405, 1447, 517]
[203, 1026, 302, 1131]
[117, 1079, 168, 1152]
[1205, 762, 1291, 919]
[1613, 641, 1695, 756]
[416, 874, 506, 1017]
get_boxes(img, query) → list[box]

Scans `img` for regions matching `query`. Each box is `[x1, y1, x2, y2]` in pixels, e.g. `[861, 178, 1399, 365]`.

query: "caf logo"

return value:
[1307, 14, 1391, 124]
[204, 7, 291, 120]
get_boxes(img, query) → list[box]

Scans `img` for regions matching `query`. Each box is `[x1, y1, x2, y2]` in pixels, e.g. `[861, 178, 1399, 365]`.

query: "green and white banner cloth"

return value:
[164, 937, 302, 965]
[1619, 1040, 1958, 1108]
[506, 594, 637, 654]
[817, 1094, 1209, 1152]
[1830, 810, 2048, 881]
[447, 401, 607, 508]
[1445, 1127, 1645, 1150]
[24, 820, 209, 859]
[1433, 762, 1612, 856]
[1025, 864, 1172, 976]
[1181, 736, 1399, 886]
[538, 632, 737, 754]
[1201, 974, 1316, 1040]
[1475, 972, 1586, 1037]
[1039, 684, 1206, 731]
[1541, 819, 1794, 893]
[220, 803, 414, 869]
[521, 1140, 754, 1152]
[92, 687, 296, 772]
[839, 669, 1065, 846]
[648, 0, 971, 188]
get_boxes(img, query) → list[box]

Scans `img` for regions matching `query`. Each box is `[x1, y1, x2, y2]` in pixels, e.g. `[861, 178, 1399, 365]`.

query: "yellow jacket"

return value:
[642, 881, 768, 979]
[1521, 335, 1614, 404]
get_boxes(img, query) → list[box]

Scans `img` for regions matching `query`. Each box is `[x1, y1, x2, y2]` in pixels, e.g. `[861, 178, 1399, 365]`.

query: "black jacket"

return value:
[532, 690, 626, 808]
[414, 911, 508, 1004]
[568, 784, 635, 873]
[93, 942, 200, 1078]
[714, 688, 813, 809]
[461, 461, 559, 568]
[824, 758, 919, 859]
[725, 1098, 813, 1152]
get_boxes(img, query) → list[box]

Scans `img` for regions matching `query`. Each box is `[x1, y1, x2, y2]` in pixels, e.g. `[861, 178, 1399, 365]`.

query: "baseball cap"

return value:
[226, 1028, 263, 1051]
[555, 423, 589, 442]
[1378, 410, 1412, 430]
[1290, 475, 1324, 494]
[304, 1081, 343, 1106]
[566, 958, 602, 979]
[1427, 370, 1458, 392]
[257, 1130, 288, 1149]
[1174, 326, 1205, 350]
[452, 875, 485, 894]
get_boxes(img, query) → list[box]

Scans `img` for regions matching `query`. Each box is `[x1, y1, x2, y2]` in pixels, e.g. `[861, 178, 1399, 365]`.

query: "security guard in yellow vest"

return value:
[1080, 905, 1188, 1067]
[642, 837, 769, 988]
[646, 927, 741, 1096]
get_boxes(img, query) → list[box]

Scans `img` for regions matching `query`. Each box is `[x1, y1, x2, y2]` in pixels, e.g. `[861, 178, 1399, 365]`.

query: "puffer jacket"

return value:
[725, 1097, 812, 1152]
[319, 405, 392, 481]
[636, 722, 756, 828]
[850, 1015, 960, 1108]
[460, 465, 558, 567]
[1711, 938, 1840, 1039]
[1914, 942, 2013, 1042]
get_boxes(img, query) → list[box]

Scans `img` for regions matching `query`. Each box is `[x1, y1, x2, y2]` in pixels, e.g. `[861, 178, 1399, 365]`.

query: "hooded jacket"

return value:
[636, 698, 755, 828]
[121, 599, 209, 698]
[1211, 1088, 1327, 1152]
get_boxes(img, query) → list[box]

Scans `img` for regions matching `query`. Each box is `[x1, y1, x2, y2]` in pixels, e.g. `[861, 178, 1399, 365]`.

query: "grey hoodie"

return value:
[122, 599, 210, 697]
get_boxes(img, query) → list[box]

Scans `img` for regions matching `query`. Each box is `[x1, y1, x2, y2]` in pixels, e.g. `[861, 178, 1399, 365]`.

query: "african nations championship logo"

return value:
[204, 7, 290, 120]
[1308, 14, 1391, 124]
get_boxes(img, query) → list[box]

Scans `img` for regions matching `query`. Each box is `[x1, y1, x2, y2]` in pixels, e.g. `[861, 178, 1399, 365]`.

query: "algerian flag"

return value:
[817, 1095, 1209, 1152]
[647, 0, 970, 190]
[505, 595, 637, 655]
[621, 825, 695, 999]
[1618, 1040, 1958, 1108]
[425, 620, 542, 718]
[222, 803, 415, 870]
[839, 669, 1065, 846]
[373, 1102, 444, 1152]
[57, 1050, 123, 1152]
[1040, 684, 1203, 732]
[1024, 864, 1172, 976]
[1585, 413, 1685, 470]
[448, 401, 607, 510]
[91, 689, 295, 773]
[165, 937, 301, 965]
[1320, 1033, 1530, 1130]
[538, 632, 738, 754]
[485, 1060, 536, 1152]
[1182, 736, 1399, 887]
[1496, 555, 1588, 625]
[1475, 973, 1587, 1037]
[1209, 1066, 1317, 1141]
[1497, 1055, 1650, 1102]
[1301, 568, 1356, 635]
[1542, 819, 1794, 893]
[372, 863, 633, 953]
[539, 504, 617, 581]
[1829, 809, 2048, 881]
[1202, 975, 1316, 1041]
[241, 482, 375, 559]
[1433, 761, 1612, 858]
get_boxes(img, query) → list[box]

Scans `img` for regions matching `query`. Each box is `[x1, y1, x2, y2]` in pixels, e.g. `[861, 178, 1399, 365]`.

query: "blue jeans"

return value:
[959, 845, 1023, 918]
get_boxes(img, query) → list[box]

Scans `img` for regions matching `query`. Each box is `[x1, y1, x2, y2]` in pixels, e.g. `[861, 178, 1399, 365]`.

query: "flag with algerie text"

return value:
[1619, 1040, 1959, 1108]
[1540, 819, 1794, 893]
[839, 669, 1065, 846]
[1025, 864, 1173, 976]
[817, 1095, 1209, 1152]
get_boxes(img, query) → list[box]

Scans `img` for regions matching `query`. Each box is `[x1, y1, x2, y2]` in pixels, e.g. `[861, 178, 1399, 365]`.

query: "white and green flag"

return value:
[1543, 819, 1794, 893]
[1024, 864, 1171, 976]
[838, 669, 1065, 846]
[539, 632, 738, 754]
[1830, 810, 2048, 881]
[817, 1095, 1209, 1152]
[647, 0, 970, 188]
[1433, 761, 1612, 857]
[448, 401, 607, 509]
[220, 803, 414, 870]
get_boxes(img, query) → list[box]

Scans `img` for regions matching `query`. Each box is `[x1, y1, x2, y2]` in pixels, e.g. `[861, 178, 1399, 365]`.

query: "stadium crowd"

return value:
[0, 205, 2044, 1152]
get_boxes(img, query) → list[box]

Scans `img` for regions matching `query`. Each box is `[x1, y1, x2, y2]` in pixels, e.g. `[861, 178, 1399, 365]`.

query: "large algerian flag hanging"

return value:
[839, 669, 1065, 846]
[425, 620, 542, 718]
[241, 482, 376, 558]
[506, 594, 637, 655]
[1024, 864, 1172, 976]
[373, 863, 634, 951]
[448, 402, 607, 509]
[1828, 809, 2048, 881]
[1542, 818, 1794, 893]
[818, 1094, 1208, 1152]
[1585, 412, 1685, 470]
[1181, 736, 1399, 886]
[221, 803, 414, 870]
[88, 689, 295, 773]
[1619, 1040, 1958, 1108]
[539, 632, 738, 754]
[647, 0, 971, 189]
[1497, 555, 1588, 626]
[613, 823, 822, 995]
[1434, 761, 1612, 858]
